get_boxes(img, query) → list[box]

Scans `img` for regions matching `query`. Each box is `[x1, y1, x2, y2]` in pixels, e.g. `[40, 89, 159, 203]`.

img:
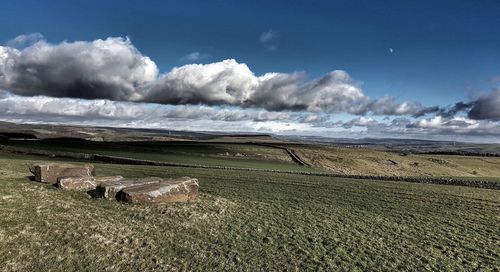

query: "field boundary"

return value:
[1, 144, 498, 190]
[251, 143, 312, 166]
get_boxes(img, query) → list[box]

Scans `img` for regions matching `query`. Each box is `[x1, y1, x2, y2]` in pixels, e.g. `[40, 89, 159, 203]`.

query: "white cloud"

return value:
[259, 30, 278, 51]
[5, 33, 44, 49]
[144, 59, 257, 105]
[412, 116, 481, 131]
[0, 90, 293, 123]
[259, 30, 276, 43]
[0, 34, 437, 117]
[2, 90, 500, 142]
[180, 51, 208, 62]
[0, 36, 158, 101]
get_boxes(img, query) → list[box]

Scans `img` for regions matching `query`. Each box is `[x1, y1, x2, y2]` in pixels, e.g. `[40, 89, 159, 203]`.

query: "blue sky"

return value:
[2, 0, 500, 103]
[1, 0, 500, 141]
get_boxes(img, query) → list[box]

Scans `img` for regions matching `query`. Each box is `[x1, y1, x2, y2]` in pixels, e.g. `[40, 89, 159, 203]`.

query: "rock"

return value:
[119, 177, 199, 204]
[30, 163, 95, 184]
[96, 177, 163, 200]
[57, 176, 123, 191]
[388, 159, 398, 165]
[58, 177, 97, 191]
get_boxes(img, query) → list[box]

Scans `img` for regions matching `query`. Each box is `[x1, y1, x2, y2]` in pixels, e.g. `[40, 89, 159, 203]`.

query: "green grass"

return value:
[0, 140, 311, 171]
[0, 152, 499, 271]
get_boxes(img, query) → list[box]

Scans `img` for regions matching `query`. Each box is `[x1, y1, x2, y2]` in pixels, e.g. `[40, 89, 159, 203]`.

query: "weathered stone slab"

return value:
[119, 177, 199, 204]
[96, 177, 163, 200]
[30, 163, 95, 184]
[57, 176, 123, 191]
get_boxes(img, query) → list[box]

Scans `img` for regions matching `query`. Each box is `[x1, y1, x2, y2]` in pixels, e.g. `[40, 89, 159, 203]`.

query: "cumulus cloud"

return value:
[251, 70, 369, 113]
[144, 60, 367, 113]
[0, 36, 158, 101]
[0, 34, 438, 118]
[143, 59, 257, 105]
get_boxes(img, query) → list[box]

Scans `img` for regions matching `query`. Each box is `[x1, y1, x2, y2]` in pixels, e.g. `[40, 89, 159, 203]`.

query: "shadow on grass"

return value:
[25, 175, 35, 182]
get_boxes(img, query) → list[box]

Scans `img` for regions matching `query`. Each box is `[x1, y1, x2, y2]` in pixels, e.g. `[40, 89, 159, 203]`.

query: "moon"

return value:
[389, 48, 394, 53]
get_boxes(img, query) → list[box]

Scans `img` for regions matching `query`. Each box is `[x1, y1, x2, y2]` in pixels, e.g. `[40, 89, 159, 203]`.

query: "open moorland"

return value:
[0, 123, 499, 270]
[295, 145, 500, 178]
[1, 136, 500, 182]
[1, 152, 499, 271]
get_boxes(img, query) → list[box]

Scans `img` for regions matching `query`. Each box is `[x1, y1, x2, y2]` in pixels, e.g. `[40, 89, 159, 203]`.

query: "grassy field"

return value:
[0, 139, 311, 171]
[4, 139, 500, 182]
[0, 151, 499, 271]
[295, 145, 500, 179]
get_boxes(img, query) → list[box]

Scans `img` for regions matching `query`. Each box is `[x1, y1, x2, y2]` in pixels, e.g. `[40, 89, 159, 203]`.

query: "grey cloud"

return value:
[391, 117, 412, 126]
[0, 90, 294, 124]
[2, 90, 500, 141]
[288, 70, 369, 114]
[162, 107, 291, 122]
[412, 106, 441, 117]
[436, 101, 472, 118]
[143, 62, 373, 114]
[252, 111, 291, 122]
[431, 89, 500, 120]
[367, 96, 439, 117]
[341, 117, 379, 129]
[297, 114, 329, 124]
[162, 106, 213, 120]
[467, 89, 500, 120]
[246, 72, 308, 111]
[0, 36, 158, 101]
[146, 66, 436, 116]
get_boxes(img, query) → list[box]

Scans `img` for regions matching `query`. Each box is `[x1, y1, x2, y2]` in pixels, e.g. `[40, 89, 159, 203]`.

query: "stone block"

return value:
[119, 177, 199, 204]
[96, 177, 162, 200]
[31, 163, 95, 184]
[57, 176, 123, 191]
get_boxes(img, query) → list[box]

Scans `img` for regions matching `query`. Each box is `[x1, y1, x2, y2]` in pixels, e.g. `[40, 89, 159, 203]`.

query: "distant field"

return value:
[3, 139, 500, 182]
[295, 145, 500, 179]
[0, 139, 312, 172]
[0, 152, 499, 271]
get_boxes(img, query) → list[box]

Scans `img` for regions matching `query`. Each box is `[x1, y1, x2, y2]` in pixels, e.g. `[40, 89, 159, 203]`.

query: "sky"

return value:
[1, 0, 500, 142]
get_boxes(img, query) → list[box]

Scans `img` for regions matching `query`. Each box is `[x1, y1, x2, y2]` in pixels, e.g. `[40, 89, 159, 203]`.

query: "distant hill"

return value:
[0, 121, 276, 143]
